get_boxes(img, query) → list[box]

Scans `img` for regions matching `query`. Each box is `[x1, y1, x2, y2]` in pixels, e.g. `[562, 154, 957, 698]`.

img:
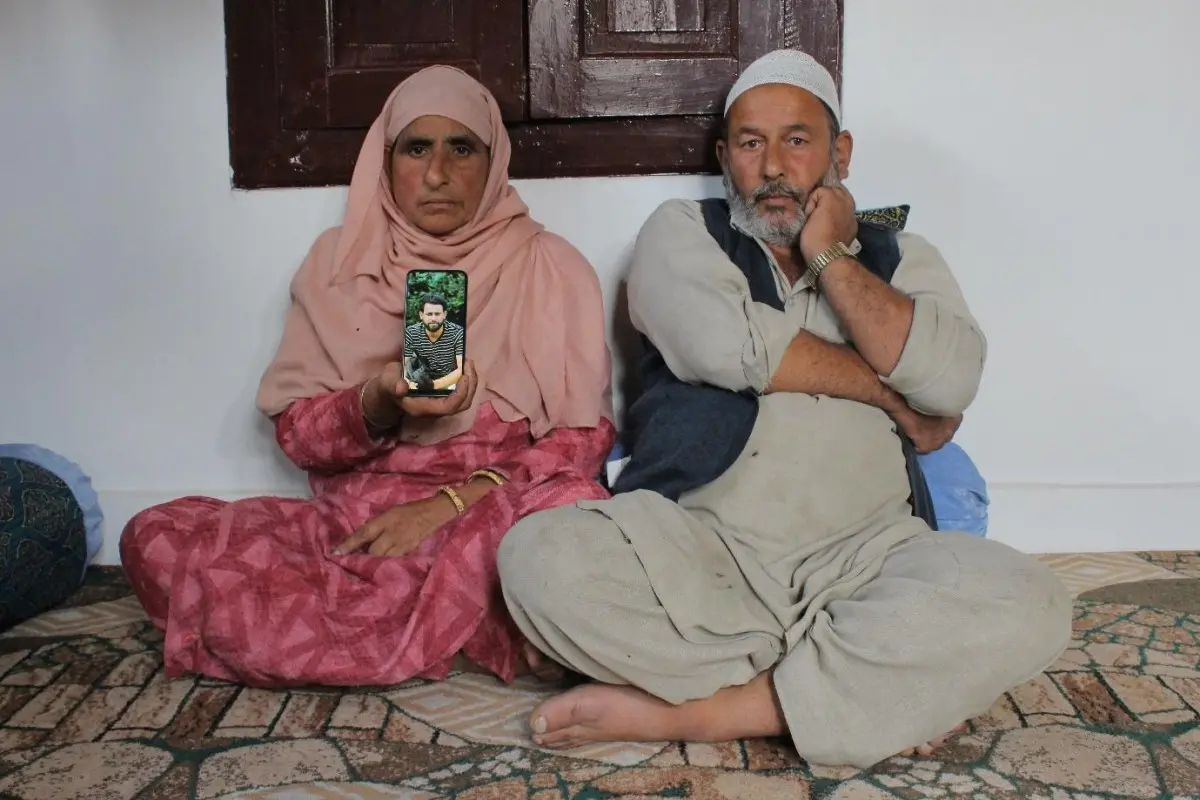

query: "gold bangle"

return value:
[438, 485, 466, 515]
[468, 469, 506, 486]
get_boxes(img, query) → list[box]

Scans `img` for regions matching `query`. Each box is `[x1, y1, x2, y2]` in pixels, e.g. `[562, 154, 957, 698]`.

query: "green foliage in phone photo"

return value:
[406, 271, 467, 327]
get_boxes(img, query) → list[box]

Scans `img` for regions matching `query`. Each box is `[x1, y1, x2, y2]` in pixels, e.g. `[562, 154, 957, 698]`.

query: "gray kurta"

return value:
[499, 199, 1071, 768]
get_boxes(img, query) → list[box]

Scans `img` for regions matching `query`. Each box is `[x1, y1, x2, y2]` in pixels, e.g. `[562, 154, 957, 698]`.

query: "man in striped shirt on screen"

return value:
[404, 293, 464, 392]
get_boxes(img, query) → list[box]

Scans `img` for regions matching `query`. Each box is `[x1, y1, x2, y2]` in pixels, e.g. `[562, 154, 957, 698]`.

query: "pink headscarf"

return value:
[256, 66, 612, 444]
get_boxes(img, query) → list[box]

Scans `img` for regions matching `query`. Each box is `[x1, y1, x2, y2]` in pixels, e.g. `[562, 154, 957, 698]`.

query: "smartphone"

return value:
[403, 269, 468, 397]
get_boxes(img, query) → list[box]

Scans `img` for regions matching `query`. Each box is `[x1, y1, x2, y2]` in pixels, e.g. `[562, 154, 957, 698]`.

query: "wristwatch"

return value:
[805, 239, 860, 290]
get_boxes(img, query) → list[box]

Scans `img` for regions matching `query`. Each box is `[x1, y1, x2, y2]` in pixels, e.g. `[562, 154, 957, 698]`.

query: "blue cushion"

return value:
[918, 443, 989, 536]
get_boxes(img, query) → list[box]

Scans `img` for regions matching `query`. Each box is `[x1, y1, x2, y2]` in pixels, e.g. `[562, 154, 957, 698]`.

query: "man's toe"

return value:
[541, 727, 588, 749]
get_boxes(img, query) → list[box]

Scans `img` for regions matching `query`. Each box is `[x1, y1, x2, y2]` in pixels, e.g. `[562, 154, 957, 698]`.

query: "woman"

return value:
[120, 66, 615, 688]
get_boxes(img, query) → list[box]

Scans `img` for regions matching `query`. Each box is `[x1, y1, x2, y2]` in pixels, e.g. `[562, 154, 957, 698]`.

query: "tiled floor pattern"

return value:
[1035, 551, 1187, 597]
[0, 553, 1194, 799]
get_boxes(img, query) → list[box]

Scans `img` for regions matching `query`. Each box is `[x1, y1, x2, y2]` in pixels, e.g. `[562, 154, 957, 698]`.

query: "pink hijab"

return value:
[256, 66, 612, 444]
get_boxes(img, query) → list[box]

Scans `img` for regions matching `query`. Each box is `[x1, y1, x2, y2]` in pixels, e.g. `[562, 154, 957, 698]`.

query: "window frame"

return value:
[223, 0, 843, 189]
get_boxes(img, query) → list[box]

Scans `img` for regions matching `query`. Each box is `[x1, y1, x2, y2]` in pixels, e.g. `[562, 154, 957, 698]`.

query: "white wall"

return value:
[1, 0, 1197, 560]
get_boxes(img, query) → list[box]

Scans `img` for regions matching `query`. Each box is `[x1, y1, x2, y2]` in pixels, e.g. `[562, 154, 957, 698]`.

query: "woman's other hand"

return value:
[332, 494, 459, 557]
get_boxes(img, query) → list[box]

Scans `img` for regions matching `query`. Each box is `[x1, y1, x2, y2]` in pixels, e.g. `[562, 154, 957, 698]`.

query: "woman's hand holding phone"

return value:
[364, 359, 478, 426]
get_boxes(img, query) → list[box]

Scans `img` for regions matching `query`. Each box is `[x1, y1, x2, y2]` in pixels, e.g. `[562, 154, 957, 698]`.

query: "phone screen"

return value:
[403, 269, 468, 397]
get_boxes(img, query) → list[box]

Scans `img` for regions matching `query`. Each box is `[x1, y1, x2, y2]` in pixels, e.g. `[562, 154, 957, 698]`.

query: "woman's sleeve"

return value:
[488, 418, 616, 489]
[258, 229, 399, 474]
[273, 385, 395, 473]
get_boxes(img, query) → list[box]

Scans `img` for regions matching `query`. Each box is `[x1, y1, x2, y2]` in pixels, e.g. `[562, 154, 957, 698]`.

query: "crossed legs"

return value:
[499, 505, 1072, 768]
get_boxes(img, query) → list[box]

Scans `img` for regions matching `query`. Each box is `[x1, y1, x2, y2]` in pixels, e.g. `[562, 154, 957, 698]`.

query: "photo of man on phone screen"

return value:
[403, 293, 464, 393]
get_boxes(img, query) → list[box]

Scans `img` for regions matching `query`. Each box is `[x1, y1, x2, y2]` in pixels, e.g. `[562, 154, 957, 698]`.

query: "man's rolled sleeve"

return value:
[882, 232, 987, 416]
[627, 199, 799, 394]
[740, 297, 801, 393]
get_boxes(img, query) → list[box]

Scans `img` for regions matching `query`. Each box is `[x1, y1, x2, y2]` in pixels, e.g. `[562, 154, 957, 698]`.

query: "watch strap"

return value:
[805, 241, 853, 289]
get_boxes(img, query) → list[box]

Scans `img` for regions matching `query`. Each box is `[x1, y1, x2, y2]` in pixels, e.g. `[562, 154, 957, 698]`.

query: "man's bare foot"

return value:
[529, 680, 967, 766]
[895, 722, 969, 757]
[530, 673, 781, 750]
[529, 683, 683, 749]
[521, 642, 568, 684]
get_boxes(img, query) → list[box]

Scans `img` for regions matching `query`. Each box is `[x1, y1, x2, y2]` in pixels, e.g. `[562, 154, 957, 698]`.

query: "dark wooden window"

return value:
[225, 0, 843, 188]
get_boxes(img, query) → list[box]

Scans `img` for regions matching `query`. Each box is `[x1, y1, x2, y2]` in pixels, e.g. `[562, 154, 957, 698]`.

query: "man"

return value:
[404, 293, 464, 391]
[498, 49, 1071, 768]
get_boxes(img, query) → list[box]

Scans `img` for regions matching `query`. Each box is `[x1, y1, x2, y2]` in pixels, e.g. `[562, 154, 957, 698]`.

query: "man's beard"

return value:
[424, 321, 443, 333]
[724, 159, 842, 248]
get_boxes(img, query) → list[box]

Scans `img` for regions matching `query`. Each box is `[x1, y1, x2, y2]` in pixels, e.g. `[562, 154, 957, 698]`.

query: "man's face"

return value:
[716, 84, 852, 248]
[390, 115, 490, 236]
[420, 302, 446, 332]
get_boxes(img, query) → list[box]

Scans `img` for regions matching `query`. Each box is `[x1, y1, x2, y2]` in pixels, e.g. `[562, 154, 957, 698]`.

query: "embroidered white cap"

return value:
[724, 49, 841, 128]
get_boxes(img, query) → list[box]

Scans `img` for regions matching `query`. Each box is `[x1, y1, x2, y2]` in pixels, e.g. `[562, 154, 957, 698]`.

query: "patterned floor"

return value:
[0, 552, 1196, 799]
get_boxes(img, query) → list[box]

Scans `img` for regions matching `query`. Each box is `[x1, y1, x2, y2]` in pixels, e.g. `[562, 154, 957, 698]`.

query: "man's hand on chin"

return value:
[798, 186, 859, 262]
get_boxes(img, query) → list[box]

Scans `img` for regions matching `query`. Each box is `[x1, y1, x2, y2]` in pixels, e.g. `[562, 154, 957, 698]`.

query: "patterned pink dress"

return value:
[120, 387, 614, 688]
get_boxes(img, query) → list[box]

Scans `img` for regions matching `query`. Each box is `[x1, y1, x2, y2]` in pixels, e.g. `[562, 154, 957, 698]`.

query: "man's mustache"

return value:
[750, 180, 805, 204]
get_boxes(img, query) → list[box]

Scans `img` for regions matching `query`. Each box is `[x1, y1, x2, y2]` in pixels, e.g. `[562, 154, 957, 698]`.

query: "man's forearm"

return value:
[433, 368, 463, 390]
[765, 329, 903, 414]
[818, 256, 914, 377]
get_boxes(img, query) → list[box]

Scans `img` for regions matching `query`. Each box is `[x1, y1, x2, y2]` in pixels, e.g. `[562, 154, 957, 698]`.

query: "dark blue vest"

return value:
[611, 198, 938, 530]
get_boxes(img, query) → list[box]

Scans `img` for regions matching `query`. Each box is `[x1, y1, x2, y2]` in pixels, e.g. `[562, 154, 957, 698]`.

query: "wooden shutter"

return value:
[225, 0, 843, 186]
[529, 0, 842, 119]
[276, 0, 525, 127]
[225, 0, 524, 188]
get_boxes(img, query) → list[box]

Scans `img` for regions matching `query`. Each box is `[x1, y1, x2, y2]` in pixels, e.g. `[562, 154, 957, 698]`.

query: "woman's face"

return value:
[389, 115, 490, 236]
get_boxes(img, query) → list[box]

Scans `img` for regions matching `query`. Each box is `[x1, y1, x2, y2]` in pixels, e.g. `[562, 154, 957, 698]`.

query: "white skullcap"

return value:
[724, 49, 841, 128]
